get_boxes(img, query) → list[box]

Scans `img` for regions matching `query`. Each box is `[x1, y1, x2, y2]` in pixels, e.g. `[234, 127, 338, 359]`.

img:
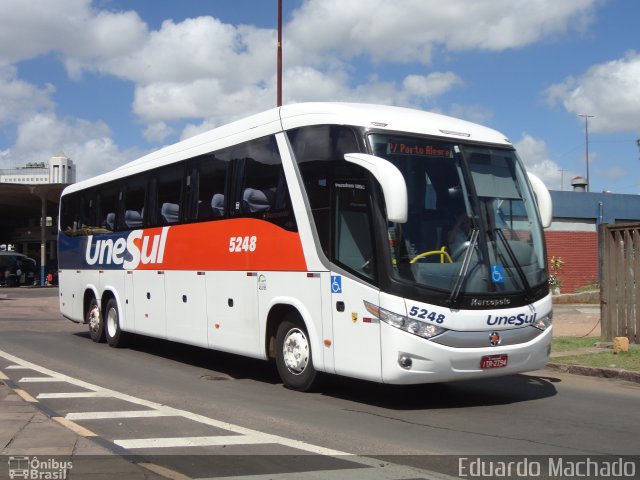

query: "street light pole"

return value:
[578, 114, 594, 192]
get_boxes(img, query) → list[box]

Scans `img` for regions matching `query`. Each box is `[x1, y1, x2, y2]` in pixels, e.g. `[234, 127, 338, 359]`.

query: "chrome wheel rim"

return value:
[282, 328, 309, 375]
[106, 307, 118, 338]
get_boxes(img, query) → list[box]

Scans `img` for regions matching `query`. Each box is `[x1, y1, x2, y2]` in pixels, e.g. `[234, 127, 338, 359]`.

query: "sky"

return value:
[0, 0, 638, 193]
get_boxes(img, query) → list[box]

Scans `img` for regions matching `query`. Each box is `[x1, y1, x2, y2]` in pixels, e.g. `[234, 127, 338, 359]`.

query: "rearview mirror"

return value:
[527, 172, 552, 228]
[344, 153, 408, 223]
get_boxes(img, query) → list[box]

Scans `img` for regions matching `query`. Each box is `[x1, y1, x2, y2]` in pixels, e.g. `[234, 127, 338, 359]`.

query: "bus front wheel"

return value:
[275, 318, 317, 391]
[87, 297, 105, 343]
[104, 298, 129, 348]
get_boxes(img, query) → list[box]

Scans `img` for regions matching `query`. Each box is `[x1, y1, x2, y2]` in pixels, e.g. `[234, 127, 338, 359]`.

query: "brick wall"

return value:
[544, 231, 598, 293]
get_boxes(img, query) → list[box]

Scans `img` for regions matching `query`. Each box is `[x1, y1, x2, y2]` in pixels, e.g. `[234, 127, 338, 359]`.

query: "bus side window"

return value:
[333, 182, 377, 281]
[123, 177, 146, 229]
[60, 192, 80, 235]
[235, 136, 297, 231]
[192, 154, 228, 221]
[79, 191, 98, 232]
[156, 164, 184, 226]
[288, 125, 363, 258]
[99, 187, 118, 232]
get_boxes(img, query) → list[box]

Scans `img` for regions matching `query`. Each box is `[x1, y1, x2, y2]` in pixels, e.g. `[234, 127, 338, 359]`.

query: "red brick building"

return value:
[546, 187, 640, 293]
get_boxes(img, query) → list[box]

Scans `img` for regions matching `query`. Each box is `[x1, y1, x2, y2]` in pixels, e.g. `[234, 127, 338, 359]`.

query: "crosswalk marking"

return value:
[1, 348, 454, 480]
[115, 434, 272, 449]
[19, 376, 66, 383]
[66, 410, 175, 420]
[37, 391, 111, 399]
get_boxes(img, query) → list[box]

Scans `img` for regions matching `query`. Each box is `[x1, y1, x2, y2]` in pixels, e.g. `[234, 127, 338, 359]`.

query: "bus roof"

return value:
[63, 102, 512, 194]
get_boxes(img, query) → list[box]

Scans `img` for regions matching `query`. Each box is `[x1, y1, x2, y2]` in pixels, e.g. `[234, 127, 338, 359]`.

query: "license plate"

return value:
[480, 354, 508, 369]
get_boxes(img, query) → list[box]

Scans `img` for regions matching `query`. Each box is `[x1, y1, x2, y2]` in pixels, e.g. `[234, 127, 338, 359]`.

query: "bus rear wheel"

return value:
[87, 297, 105, 343]
[275, 318, 317, 391]
[104, 298, 129, 348]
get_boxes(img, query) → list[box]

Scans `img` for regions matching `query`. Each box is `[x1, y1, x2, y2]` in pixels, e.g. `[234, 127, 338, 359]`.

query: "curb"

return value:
[546, 362, 640, 383]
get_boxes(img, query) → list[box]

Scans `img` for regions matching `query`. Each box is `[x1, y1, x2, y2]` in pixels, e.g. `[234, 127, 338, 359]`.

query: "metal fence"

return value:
[600, 223, 640, 343]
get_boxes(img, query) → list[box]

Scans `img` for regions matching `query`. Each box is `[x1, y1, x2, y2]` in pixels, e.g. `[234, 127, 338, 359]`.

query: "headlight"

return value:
[532, 312, 553, 331]
[364, 301, 447, 339]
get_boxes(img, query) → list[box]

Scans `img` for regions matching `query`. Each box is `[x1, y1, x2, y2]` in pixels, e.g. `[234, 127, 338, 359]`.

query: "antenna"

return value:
[558, 168, 568, 191]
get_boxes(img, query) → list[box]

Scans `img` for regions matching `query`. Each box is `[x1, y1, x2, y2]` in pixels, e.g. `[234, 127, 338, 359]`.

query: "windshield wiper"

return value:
[494, 228, 534, 301]
[448, 228, 479, 308]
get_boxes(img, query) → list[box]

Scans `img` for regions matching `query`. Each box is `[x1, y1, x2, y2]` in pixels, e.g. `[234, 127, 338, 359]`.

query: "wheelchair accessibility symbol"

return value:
[331, 275, 342, 294]
[490, 264, 505, 284]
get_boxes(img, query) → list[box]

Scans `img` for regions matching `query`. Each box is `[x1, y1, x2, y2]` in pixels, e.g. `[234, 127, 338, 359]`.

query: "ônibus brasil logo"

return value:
[85, 227, 169, 269]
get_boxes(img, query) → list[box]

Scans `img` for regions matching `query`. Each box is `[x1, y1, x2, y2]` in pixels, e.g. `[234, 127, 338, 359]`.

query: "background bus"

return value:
[58, 102, 553, 391]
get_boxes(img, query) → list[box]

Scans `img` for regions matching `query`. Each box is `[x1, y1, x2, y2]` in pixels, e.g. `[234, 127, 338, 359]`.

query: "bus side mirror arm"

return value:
[527, 172, 552, 228]
[344, 153, 408, 223]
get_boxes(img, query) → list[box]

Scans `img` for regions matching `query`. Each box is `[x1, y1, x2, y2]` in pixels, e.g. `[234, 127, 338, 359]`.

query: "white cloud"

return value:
[286, 0, 596, 64]
[0, 67, 55, 125]
[545, 51, 640, 133]
[143, 122, 174, 143]
[515, 133, 576, 190]
[0, 0, 601, 180]
[0, 0, 147, 70]
[4, 113, 145, 180]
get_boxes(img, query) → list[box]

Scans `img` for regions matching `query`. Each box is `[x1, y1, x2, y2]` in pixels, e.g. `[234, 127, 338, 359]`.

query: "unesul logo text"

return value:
[85, 227, 169, 269]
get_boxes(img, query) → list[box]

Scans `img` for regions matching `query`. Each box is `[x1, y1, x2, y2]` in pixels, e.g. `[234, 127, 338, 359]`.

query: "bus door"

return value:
[330, 181, 382, 382]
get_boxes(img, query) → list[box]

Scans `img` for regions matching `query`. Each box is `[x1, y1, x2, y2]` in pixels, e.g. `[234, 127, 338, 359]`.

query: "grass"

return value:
[551, 336, 640, 372]
[552, 336, 601, 352]
[575, 281, 600, 293]
[551, 349, 640, 372]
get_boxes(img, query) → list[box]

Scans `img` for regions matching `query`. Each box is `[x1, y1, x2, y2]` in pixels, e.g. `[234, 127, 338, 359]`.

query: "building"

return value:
[546, 177, 640, 293]
[0, 152, 75, 185]
[0, 153, 75, 283]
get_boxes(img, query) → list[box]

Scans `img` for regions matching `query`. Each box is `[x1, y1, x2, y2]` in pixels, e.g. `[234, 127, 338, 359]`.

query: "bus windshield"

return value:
[369, 134, 547, 300]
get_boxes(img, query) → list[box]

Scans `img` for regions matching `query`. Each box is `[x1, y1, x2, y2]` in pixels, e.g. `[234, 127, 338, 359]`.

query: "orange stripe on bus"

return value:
[135, 218, 307, 272]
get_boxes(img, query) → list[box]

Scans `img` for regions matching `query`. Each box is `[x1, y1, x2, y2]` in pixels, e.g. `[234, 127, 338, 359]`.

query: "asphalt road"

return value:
[1, 287, 639, 478]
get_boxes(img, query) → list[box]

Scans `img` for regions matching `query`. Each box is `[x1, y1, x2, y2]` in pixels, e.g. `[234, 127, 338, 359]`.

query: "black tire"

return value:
[104, 298, 129, 348]
[87, 297, 105, 343]
[275, 317, 317, 391]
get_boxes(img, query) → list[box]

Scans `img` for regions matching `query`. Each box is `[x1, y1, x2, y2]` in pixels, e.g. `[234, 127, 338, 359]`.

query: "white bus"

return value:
[59, 102, 553, 391]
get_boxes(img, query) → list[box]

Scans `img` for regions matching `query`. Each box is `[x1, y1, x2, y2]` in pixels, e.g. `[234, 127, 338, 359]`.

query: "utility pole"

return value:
[277, 0, 282, 107]
[578, 114, 594, 192]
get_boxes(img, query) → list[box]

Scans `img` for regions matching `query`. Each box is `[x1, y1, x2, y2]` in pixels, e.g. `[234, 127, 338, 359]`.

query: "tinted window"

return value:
[155, 164, 184, 226]
[99, 185, 119, 232]
[123, 177, 146, 229]
[191, 154, 229, 221]
[232, 136, 297, 231]
[288, 125, 363, 257]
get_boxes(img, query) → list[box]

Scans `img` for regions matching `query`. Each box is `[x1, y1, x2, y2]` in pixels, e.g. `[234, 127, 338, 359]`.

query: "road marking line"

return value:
[19, 377, 66, 383]
[66, 410, 175, 420]
[13, 388, 37, 403]
[139, 463, 192, 480]
[37, 392, 111, 399]
[0, 348, 451, 480]
[5, 365, 30, 369]
[115, 435, 271, 449]
[53, 417, 97, 437]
